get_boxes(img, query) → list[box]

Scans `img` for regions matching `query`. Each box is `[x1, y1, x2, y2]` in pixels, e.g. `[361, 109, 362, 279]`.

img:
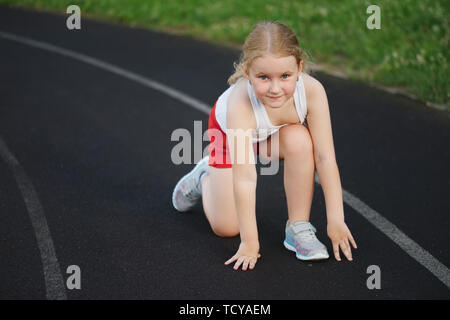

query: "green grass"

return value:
[2, 0, 448, 109]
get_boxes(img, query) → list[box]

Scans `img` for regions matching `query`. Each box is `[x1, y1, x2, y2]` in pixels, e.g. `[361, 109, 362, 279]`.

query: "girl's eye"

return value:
[258, 75, 289, 80]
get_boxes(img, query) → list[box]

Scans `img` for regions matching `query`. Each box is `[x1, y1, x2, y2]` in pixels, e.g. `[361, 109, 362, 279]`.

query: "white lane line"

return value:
[0, 136, 67, 300]
[0, 31, 211, 115]
[340, 186, 450, 290]
[1, 30, 449, 291]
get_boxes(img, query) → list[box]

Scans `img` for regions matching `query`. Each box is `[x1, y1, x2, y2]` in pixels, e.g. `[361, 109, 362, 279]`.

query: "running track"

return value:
[0, 6, 449, 299]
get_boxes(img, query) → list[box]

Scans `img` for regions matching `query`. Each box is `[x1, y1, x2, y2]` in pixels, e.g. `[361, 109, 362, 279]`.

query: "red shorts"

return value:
[207, 101, 259, 168]
[207, 101, 232, 168]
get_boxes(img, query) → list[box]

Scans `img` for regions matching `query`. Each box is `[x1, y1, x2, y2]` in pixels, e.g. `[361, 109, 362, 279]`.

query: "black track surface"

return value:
[0, 6, 449, 299]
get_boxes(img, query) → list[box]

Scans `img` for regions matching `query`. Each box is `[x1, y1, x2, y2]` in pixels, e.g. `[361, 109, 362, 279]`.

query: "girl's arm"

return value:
[224, 100, 261, 270]
[306, 79, 343, 221]
[305, 78, 357, 261]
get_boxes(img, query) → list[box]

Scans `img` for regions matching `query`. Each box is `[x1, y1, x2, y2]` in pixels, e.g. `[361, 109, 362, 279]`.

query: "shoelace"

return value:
[183, 188, 199, 201]
[182, 175, 201, 201]
[296, 227, 317, 243]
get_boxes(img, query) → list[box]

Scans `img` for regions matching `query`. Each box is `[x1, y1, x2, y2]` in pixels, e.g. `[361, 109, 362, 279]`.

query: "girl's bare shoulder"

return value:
[226, 77, 257, 130]
[301, 72, 326, 103]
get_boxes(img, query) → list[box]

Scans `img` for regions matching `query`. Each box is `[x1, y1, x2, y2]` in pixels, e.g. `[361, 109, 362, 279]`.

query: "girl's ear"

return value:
[298, 60, 304, 73]
[244, 69, 249, 79]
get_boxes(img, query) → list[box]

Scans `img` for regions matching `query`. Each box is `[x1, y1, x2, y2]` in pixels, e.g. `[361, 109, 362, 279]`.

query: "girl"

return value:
[172, 21, 357, 271]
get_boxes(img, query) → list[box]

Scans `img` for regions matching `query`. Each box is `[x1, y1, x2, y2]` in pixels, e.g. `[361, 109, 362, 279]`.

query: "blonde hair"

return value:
[228, 21, 313, 85]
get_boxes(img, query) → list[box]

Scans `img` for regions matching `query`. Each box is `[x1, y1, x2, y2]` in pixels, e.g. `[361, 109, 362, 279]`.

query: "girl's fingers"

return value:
[348, 242, 353, 261]
[226, 253, 260, 270]
[228, 255, 259, 270]
[340, 241, 353, 261]
[349, 233, 357, 249]
[233, 256, 245, 270]
[225, 254, 239, 265]
[340, 241, 348, 258]
[245, 256, 260, 270]
[332, 242, 341, 261]
[242, 258, 250, 271]
[224, 254, 238, 265]
[249, 258, 256, 270]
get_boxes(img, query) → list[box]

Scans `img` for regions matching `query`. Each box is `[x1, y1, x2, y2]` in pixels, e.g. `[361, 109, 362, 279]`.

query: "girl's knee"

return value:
[210, 221, 240, 238]
[279, 124, 313, 157]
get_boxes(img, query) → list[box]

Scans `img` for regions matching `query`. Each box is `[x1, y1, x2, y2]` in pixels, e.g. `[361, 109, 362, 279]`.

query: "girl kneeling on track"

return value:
[172, 21, 357, 271]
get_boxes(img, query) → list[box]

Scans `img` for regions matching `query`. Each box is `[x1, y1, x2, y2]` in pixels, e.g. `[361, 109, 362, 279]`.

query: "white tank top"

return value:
[214, 76, 308, 143]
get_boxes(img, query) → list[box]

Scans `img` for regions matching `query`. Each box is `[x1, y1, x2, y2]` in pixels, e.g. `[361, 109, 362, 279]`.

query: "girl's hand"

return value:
[327, 220, 357, 261]
[224, 241, 261, 271]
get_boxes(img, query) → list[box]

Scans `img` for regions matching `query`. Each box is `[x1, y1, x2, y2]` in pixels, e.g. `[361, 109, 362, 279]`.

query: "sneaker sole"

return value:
[283, 240, 329, 261]
[172, 157, 209, 212]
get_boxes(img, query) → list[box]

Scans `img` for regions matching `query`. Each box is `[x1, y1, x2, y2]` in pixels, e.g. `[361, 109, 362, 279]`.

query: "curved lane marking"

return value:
[0, 137, 67, 300]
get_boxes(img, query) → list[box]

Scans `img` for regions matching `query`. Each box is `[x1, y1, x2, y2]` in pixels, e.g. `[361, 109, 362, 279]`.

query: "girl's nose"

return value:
[269, 80, 281, 93]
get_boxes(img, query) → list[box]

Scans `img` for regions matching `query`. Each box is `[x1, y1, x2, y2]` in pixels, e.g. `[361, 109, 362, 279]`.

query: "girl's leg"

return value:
[281, 124, 315, 223]
[259, 124, 315, 224]
[201, 167, 240, 237]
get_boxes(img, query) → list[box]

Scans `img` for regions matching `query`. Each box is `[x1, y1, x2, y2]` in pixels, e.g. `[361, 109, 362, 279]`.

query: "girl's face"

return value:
[245, 54, 303, 109]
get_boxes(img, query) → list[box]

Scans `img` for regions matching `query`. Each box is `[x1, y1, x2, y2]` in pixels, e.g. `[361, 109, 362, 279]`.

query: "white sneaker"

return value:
[284, 221, 329, 260]
[172, 156, 210, 212]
